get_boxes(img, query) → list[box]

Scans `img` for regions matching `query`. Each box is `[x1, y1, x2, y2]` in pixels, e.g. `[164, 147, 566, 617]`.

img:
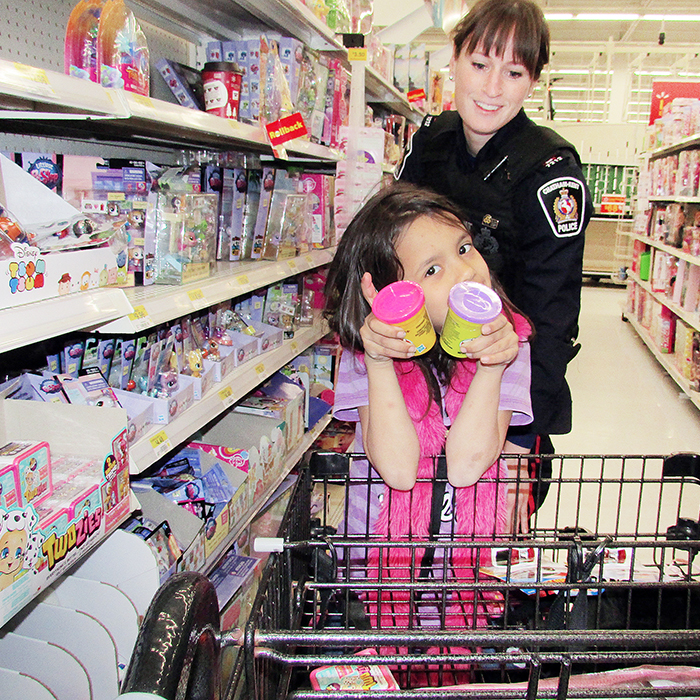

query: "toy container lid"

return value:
[448, 281, 502, 323]
[372, 280, 425, 324]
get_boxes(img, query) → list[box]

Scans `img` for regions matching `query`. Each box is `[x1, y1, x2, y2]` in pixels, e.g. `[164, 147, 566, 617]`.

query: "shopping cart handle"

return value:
[254, 537, 285, 552]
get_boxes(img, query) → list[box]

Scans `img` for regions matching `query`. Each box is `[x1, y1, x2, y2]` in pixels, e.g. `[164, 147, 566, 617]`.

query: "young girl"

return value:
[323, 184, 532, 682]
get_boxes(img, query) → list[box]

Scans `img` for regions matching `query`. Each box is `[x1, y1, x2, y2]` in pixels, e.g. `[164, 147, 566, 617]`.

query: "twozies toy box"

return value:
[0, 441, 52, 509]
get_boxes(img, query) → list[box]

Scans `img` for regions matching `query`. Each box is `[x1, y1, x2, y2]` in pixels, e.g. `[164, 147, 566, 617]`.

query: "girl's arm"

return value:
[358, 273, 420, 490]
[445, 364, 512, 487]
[445, 313, 520, 487]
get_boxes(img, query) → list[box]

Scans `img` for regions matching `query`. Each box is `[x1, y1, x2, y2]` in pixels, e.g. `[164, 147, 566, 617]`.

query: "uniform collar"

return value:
[459, 109, 530, 176]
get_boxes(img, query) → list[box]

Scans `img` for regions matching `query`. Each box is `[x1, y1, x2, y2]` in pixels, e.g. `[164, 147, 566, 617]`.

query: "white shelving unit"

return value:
[129, 319, 330, 474]
[0, 0, 425, 648]
[625, 131, 700, 411]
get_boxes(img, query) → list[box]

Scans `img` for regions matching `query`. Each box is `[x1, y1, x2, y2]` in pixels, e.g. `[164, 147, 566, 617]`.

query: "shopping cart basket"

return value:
[240, 451, 700, 699]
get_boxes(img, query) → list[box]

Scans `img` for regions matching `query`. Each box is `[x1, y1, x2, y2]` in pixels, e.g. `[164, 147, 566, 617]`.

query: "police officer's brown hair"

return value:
[451, 0, 549, 81]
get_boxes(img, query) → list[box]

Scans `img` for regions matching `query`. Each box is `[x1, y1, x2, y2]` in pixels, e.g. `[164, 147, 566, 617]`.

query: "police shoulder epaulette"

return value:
[542, 154, 564, 169]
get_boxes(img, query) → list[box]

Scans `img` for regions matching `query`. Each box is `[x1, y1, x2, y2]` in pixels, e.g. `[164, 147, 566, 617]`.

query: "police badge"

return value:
[537, 176, 586, 238]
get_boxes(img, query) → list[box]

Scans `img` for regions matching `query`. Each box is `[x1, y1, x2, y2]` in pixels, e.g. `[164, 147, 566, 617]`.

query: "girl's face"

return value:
[395, 214, 491, 334]
[450, 34, 537, 156]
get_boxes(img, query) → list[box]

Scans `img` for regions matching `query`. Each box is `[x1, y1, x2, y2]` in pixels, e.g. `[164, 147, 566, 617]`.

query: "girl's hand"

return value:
[360, 273, 417, 362]
[459, 313, 519, 367]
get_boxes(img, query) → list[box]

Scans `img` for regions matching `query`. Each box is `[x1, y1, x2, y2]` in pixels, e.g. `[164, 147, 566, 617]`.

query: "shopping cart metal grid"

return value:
[240, 451, 700, 700]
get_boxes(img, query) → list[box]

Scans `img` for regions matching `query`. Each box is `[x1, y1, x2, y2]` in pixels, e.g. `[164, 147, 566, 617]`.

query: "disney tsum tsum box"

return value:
[0, 152, 129, 311]
[0, 242, 128, 311]
[0, 393, 133, 627]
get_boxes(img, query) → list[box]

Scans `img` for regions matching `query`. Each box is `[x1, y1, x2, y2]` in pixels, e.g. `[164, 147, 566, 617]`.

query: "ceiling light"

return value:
[641, 15, 700, 22]
[544, 13, 574, 20]
[575, 14, 639, 21]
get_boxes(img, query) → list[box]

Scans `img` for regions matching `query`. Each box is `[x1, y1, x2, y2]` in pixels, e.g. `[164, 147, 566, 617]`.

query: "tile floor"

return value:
[554, 283, 700, 457]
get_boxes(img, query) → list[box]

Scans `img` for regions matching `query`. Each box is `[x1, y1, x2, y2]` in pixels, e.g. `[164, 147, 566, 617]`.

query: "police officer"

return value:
[396, 0, 593, 531]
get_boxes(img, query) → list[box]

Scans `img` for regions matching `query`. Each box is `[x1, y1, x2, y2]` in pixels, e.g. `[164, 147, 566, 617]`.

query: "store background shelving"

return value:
[624, 128, 700, 411]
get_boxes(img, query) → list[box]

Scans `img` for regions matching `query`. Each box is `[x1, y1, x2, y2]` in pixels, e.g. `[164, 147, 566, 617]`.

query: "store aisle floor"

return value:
[554, 284, 700, 456]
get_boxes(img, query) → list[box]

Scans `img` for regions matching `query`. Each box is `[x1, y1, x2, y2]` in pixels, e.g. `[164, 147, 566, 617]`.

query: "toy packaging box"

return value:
[0, 242, 128, 311]
[0, 440, 52, 510]
[310, 649, 400, 691]
[234, 372, 306, 452]
[209, 550, 258, 610]
[131, 445, 248, 568]
[199, 410, 286, 509]
[144, 192, 218, 285]
[0, 397, 132, 627]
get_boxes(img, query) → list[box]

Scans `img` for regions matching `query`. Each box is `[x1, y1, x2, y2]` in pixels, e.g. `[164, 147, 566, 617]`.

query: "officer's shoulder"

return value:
[420, 111, 461, 133]
[535, 148, 581, 176]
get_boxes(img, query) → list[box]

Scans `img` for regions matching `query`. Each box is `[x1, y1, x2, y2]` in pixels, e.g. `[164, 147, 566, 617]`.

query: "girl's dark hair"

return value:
[452, 0, 549, 80]
[324, 183, 527, 408]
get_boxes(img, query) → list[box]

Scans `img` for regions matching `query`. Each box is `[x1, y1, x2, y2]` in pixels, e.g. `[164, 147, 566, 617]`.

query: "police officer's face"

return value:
[450, 34, 537, 156]
[396, 214, 491, 334]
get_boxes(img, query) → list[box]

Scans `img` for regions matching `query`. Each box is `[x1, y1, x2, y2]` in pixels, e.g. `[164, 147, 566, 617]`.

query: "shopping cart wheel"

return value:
[121, 571, 221, 700]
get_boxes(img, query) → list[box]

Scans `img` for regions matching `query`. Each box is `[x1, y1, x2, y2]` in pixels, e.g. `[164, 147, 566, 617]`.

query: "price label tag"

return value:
[131, 93, 156, 110]
[236, 275, 250, 286]
[150, 430, 172, 459]
[218, 386, 236, 408]
[287, 259, 298, 273]
[290, 341, 299, 353]
[107, 191, 126, 201]
[128, 305, 152, 330]
[10, 62, 54, 97]
[255, 363, 266, 375]
[305, 255, 314, 264]
[188, 288, 206, 305]
[348, 47, 368, 62]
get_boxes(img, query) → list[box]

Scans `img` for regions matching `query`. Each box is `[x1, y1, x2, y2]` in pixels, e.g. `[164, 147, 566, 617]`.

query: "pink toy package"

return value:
[0, 440, 52, 509]
[309, 648, 400, 691]
[187, 441, 250, 475]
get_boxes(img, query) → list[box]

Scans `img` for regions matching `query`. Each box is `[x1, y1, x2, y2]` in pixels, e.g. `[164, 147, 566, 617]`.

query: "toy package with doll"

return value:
[262, 169, 310, 260]
[144, 191, 218, 285]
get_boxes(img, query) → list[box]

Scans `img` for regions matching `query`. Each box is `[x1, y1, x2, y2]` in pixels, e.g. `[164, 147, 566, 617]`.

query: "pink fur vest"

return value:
[362, 314, 530, 683]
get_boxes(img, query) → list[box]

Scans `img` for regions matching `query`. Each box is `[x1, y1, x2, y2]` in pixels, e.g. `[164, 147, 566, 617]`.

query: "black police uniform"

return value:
[396, 109, 593, 438]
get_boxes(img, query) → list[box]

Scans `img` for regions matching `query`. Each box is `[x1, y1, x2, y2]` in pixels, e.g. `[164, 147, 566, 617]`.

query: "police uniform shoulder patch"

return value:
[422, 114, 434, 128]
[537, 176, 586, 238]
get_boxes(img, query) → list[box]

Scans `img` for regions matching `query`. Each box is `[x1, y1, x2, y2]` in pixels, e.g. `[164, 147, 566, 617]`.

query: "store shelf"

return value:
[0, 58, 129, 119]
[629, 232, 700, 268]
[136, 0, 345, 53]
[129, 319, 330, 474]
[647, 132, 700, 160]
[98, 247, 335, 334]
[201, 411, 331, 576]
[628, 270, 700, 334]
[133, 0, 420, 120]
[365, 66, 421, 122]
[649, 195, 700, 204]
[625, 310, 700, 412]
[0, 287, 134, 354]
[0, 59, 341, 158]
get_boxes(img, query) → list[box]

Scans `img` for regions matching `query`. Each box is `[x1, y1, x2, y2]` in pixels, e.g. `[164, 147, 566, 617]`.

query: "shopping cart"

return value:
[238, 451, 700, 699]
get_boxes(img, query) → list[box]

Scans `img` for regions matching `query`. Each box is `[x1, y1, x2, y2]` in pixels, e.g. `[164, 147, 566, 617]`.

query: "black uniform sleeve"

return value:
[512, 151, 593, 435]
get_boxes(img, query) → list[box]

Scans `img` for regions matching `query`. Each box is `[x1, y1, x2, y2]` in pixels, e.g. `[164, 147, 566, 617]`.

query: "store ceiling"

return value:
[375, 0, 700, 123]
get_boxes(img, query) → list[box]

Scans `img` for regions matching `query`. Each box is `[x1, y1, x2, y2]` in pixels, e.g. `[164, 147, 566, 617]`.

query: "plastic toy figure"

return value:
[187, 349, 203, 378]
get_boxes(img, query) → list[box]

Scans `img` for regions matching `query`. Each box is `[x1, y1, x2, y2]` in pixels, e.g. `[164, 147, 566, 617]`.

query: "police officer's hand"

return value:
[360, 272, 417, 362]
[460, 313, 519, 367]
